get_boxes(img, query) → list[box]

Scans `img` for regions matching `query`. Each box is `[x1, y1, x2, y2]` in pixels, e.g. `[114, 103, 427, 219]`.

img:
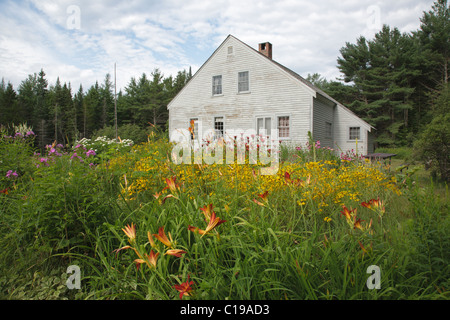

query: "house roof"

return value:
[236, 35, 374, 131]
[169, 34, 374, 131]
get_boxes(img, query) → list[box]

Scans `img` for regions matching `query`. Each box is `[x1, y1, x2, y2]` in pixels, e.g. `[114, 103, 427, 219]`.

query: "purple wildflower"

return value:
[86, 149, 96, 157]
[6, 170, 18, 178]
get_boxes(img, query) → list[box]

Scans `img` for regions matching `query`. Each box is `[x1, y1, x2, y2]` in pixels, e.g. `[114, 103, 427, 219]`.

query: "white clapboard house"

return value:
[168, 34, 374, 156]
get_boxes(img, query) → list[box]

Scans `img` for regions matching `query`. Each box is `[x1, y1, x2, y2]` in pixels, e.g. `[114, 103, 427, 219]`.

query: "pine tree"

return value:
[416, 0, 449, 87]
[337, 26, 418, 147]
[0, 82, 18, 125]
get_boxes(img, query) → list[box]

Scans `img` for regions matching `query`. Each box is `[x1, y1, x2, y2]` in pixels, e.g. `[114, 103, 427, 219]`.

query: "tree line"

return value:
[0, 67, 192, 149]
[306, 0, 448, 149]
[0, 1, 448, 154]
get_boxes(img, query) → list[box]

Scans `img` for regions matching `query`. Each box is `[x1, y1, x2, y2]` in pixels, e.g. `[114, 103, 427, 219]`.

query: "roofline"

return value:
[168, 34, 233, 110]
[168, 34, 375, 131]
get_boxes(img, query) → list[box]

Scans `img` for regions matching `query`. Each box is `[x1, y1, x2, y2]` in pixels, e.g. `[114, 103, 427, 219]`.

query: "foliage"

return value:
[413, 83, 450, 182]
[73, 136, 133, 162]
[0, 123, 36, 187]
[93, 123, 152, 145]
[0, 133, 448, 300]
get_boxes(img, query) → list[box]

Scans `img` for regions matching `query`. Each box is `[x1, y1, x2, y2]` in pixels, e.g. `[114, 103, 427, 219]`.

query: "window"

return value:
[349, 127, 360, 140]
[189, 118, 199, 140]
[227, 46, 233, 55]
[256, 117, 272, 136]
[278, 116, 290, 138]
[325, 122, 332, 138]
[238, 71, 249, 92]
[212, 75, 222, 95]
[214, 117, 224, 138]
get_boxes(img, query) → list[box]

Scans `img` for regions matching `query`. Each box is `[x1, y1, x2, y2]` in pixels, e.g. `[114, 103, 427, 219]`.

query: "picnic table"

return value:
[363, 153, 397, 165]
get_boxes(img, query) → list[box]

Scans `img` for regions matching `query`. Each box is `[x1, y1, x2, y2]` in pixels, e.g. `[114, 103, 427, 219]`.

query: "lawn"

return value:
[0, 131, 448, 300]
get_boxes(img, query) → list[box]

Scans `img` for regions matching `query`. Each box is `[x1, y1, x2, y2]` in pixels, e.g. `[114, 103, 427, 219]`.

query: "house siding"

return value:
[169, 36, 313, 145]
[333, 105, 371, 156]
[313, 95, 334, 149]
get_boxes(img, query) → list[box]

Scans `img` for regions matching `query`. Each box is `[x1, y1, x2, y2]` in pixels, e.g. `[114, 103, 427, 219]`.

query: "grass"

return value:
[0, 137, 448, 300]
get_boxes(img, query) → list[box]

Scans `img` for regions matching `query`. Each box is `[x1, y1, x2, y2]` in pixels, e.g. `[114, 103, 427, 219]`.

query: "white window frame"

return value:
[348, 126, 361, 141]
[238, 71, 250, 93]
[277, 115, 290, 140]
[212, 75, 222, 96]
[256, 116, 272, 137]
[214, 116, 225, 138]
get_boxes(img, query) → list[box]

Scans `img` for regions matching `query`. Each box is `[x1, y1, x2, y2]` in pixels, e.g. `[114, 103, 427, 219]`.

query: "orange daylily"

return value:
[153, 226, 174, 248]
[122, 223, 137, 243]
[147, 231, 156, 248]
[252, 191, 269, 206]
[361, 201, 371, 209]
[146, 250, 159, 268]
[173, 275, 195, 300]
[353, 218, 365, 231]
[340, 205, 356, 222]
[113, 245, 133, 256]
[187, 225, 206, 236]
[134, 258, 146, 271]
[200, 203, 214, 221]
[362, 198, 385, 215]
[164, 176, 180, 193]
[165, 249, 187, 258]
[204, 210, 226, 236]
[189, 205, 226, 238]
[284, 172, 301, 186]
[358, 241, 368, 255]
[0, 188, 8, 195]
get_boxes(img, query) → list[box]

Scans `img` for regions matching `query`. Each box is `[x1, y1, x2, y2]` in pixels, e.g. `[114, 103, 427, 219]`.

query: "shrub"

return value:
[0, 124, 36, 187]
[93, 124, 151, 145]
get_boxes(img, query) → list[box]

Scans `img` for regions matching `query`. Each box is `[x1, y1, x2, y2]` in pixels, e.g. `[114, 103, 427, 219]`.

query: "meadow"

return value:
[0, 127, 448, 300]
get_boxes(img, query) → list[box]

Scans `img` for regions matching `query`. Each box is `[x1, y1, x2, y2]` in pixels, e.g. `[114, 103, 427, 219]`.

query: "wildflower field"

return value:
[0, 127, 448, 301]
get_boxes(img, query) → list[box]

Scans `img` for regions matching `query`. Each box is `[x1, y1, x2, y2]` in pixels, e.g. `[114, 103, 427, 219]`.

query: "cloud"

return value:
[0, 0, 436, 94]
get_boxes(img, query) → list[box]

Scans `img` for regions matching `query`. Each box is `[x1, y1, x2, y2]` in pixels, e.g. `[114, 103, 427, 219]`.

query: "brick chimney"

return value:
[258, 42, 272, 59]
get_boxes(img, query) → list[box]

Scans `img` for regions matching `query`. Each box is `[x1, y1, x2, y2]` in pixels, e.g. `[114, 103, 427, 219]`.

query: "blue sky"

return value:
[0, 0, 435, 93]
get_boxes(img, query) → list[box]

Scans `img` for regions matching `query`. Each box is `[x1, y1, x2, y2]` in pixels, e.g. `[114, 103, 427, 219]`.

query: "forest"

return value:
[0, 0, 448, 180]
[0, 67, 191, 147]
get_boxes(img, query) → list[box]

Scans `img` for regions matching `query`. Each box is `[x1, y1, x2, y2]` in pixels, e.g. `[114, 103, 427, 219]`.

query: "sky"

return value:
[0, 0, 436, 94]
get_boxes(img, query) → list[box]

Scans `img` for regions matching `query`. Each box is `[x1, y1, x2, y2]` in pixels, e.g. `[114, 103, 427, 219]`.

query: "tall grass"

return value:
[0, 135, 448, 300]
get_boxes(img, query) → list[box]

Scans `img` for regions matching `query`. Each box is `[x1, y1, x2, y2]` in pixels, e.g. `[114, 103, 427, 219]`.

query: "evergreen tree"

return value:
[17, 74, 38, 127]
[100, 73, 114, 128]
[337, 26, 418, 147]
[0, 82, 18, 125]
[415, 0, 449, 87]
[34, 69, 50, 148]
[83, 82, 102, 137]
[73, 84, 85, 138]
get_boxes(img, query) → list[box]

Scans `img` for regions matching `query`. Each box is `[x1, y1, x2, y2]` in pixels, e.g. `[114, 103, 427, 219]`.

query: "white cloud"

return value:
[0, 0, 437, 94]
